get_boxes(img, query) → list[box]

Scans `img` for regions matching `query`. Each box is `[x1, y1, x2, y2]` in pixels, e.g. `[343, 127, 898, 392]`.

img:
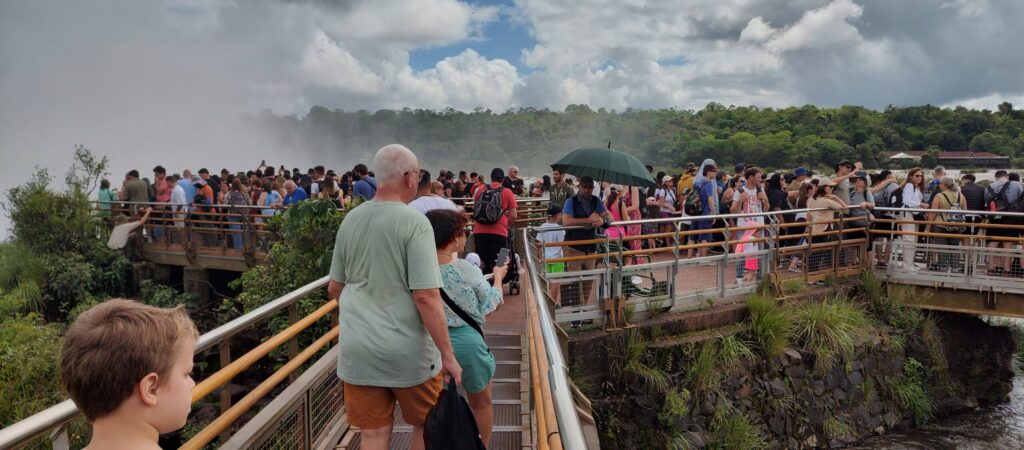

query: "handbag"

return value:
[423, 378, 487, 450]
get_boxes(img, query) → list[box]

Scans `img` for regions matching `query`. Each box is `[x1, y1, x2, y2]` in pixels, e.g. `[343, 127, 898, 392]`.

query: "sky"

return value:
[2, 0, 1024, 234]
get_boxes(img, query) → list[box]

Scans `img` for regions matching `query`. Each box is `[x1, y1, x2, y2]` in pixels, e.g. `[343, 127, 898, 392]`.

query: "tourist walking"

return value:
[472, 168, 519, 276]
[426, 209, 505, 446]
[693, 164, 719, 257]
[730, 167, 769, 283]
[327, 144, 461, 450]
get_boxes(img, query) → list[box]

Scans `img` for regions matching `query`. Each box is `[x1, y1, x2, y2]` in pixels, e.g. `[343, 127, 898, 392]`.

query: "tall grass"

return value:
[620, 329, 669, 392]
[688, 340, 721, 395]
[860, 268, 883, 303]
[746, 294, 794, 357]
[0, 244, 48, 315]
[792, 297, 870, 373]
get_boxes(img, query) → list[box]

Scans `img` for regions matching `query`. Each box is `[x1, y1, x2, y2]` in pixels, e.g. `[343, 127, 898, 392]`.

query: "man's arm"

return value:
[412, 288, 462, 384]
[832, 172, 853, 183]
[328, 280, 344, 300]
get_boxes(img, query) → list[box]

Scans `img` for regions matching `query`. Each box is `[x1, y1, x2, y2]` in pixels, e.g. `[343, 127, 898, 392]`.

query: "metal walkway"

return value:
[335, 333, 531, 450]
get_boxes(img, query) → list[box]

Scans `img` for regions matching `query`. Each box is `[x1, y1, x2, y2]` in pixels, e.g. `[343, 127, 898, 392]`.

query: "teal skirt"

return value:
[449, 325, 495, 394]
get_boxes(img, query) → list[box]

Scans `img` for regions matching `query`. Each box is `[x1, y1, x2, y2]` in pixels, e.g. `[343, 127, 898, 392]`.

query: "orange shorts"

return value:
[343, 372, 443, 429]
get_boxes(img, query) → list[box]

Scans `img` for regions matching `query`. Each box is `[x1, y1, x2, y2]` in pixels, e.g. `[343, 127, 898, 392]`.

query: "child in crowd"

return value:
[537, 205, 566, 305]
[60, 299, 199, 450]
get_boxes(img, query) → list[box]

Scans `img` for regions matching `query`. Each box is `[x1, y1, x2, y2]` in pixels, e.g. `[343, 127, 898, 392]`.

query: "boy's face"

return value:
[152, 337, 195, 433]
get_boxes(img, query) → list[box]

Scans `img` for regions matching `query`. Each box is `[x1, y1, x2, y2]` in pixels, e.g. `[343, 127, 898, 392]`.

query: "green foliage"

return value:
[228, 199, 346, 325]
[659, 387, 691, 427]
[792, 297, 870, 373]
[823, 413, 854, 441]
[645, 296, 665, 318]
[255, 103, 1024, 176]
[708, 406, 768, 450]
[688, 340, 721, 395]
[718, 334, 755, 369]
[884, 358, 936, 423]
[2, 148, 109, 257]
[860, 268, 883, 303]
[617, 329, 669, 393]
[0, 315, 65, 429]
[746, 294, 794, 357]
[781, 279, 806, 295]
[622, 303, 636, 324]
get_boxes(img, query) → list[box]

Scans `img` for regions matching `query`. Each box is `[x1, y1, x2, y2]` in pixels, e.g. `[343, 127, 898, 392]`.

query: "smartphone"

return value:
[494, 248, 510, 267]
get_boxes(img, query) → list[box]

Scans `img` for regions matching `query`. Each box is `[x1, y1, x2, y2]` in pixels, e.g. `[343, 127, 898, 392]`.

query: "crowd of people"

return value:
[77, 143, 1024, 450]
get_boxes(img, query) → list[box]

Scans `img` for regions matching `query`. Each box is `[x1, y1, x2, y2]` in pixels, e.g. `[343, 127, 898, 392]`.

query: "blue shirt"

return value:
[178, 179, 196, 203]
[283, 187, 308, 205]
[353, 177, 377, 200]
[562, 194, 607, 217]
[697, 178, 717, 215]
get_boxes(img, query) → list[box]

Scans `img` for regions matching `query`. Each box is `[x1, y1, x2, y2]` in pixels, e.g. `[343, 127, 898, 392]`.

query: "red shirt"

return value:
[472, 182, 517, 237]
[154, 178, 171, 203]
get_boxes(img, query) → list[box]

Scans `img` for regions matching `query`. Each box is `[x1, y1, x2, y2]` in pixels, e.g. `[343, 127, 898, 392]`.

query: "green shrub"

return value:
[792, 297, 869, 373]
[860, 268, 883, 303]
[0, 315, 65, 429]
[659, 387, 691, 427]
[884, 358, 936, 423]
[746, 294, 793, 357]
[718, 334, 754, 369]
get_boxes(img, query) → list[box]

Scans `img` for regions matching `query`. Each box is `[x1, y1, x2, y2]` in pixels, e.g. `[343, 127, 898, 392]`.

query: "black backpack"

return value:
[472, 186, 506, 225]
[682, 187, 702, 216]
[888, 186, 904, 210]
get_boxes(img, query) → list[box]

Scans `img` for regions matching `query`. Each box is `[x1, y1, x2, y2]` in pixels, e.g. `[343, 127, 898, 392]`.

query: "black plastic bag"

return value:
[423, 378, 486, 450]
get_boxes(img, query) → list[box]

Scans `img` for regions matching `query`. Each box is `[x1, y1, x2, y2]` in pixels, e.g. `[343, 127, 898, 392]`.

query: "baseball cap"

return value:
[490, 168, 504, 180]
[794, 167, 809, 177]
[547, 204, 562, 216]
[734, 163, 745, 173]
[834, 160, 854, 171]
[662, 175, 673, 183]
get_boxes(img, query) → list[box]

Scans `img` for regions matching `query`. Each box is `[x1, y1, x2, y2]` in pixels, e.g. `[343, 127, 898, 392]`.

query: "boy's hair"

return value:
[60, 299, 199, 422]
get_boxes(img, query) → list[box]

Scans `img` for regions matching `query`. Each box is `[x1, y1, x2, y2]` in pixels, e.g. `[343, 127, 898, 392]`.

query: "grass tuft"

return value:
[884, 358, 936, 423]
[708, 405, 768, 450]
[746, 294, 794, 357]
[792, 297, 870, 373]
[620, 329, 669, 392]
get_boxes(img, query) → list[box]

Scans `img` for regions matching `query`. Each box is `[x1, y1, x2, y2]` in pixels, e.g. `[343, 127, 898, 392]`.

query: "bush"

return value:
[618, 329, 669, 393]
[0, 315, 65, 428]
[884, 358, 936, 423]
[709, 406, 767, 450]
[792, 297, 870, 373]
[0, 243, 48, 316]
[746, 294, 793, 357]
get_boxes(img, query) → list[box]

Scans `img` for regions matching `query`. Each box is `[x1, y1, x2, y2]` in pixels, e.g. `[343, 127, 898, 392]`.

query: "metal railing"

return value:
[526, 207, 875, 326]
[0, 276, 333, 450]
[522, 228, 589, 450]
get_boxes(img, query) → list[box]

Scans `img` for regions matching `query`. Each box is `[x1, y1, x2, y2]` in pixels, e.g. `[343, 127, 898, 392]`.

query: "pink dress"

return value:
[623, 192, 642, 251]
[605, 199, 628, 241]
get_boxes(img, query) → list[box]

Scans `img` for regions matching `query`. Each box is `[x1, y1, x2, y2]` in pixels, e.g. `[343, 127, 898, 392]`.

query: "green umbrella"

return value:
[552, 146, 657, 188]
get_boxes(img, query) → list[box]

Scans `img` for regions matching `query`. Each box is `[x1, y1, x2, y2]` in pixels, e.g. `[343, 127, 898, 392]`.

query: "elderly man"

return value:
[502, 165, 523, 196]
[282, 180, 308, 206]
[327, 144, 461, 450]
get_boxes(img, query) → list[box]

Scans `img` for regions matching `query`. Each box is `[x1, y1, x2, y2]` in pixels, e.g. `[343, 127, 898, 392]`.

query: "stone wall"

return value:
[578, 311, 1015, 449]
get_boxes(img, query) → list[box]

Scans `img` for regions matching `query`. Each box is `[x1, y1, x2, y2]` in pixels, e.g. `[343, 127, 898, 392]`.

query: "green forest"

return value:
[255, 102, 1024, 173]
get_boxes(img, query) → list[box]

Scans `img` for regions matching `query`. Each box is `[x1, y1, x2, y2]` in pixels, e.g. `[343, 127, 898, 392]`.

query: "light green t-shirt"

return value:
[329, 201, 443, 387]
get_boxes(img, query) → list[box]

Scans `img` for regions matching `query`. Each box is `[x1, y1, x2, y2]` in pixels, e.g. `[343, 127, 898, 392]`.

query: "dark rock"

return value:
[784, 349, 803, 365]
[786, 363, 806, 379]
[813, 380, 826, 396]
[883, 412, 899, 428]
[833, 388, 848, 401]
[736, 382, 752, 400]
[769, 413, 786, 436]
[770, 378, 787, 396]
[848, 370, 864, 386]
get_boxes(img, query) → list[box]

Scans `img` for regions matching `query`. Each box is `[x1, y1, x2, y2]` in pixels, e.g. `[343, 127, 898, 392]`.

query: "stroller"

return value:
[504, 232, 521, 295]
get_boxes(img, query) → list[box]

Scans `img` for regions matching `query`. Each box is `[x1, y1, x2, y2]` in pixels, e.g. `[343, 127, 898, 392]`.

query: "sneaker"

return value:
[735, 277, 745, 284]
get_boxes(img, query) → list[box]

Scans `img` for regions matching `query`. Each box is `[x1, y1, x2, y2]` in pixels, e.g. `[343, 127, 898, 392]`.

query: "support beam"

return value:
[184, 267, 211, 304]
[888, 284, 1024, 319]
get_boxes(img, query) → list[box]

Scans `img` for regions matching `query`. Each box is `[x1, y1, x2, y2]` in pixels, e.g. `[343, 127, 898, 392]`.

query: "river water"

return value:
[854, 317, 1024, 449]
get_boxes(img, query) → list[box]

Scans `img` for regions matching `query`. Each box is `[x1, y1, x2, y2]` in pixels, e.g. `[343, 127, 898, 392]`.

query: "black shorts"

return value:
[872, 217, 894, 234]
[987, 219, 1021, 239]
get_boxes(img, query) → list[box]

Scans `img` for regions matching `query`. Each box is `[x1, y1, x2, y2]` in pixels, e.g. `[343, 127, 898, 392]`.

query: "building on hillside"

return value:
[882, 151, 1009, 168]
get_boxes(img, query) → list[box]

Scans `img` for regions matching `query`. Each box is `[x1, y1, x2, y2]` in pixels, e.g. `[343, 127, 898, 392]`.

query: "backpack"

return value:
[940, 192, 966, 233]
[987, 182, 1014, 212]
[683, 187, 702, 216]
[888, 186, 904, 209]
[472, 186, 506, 225]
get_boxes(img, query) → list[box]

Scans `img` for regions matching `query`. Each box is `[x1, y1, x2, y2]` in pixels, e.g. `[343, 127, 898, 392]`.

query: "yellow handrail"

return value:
[191, 300, 338, 402]
[180, 326, 340, 450]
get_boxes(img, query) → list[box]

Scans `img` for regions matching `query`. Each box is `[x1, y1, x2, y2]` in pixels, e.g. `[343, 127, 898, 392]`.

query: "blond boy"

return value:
[61, 299, 199, 450]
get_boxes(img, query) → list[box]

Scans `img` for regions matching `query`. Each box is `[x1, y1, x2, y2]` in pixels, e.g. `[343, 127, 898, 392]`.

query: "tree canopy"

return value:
[253, 103, 1024, 174]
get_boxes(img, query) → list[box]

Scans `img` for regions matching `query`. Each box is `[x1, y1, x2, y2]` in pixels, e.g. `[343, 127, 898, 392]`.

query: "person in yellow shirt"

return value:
[675, 163, 697, 200]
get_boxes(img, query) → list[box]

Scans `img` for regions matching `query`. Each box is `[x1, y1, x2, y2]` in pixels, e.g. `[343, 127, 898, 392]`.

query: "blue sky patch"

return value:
[408, 0, 535, 73]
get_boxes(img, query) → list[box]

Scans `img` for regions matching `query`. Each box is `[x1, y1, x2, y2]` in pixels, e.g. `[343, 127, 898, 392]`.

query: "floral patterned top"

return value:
[440, 259, 502, 328]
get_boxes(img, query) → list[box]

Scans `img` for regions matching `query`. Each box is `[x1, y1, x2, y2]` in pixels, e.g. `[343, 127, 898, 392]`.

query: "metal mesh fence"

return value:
[251, 402, 305, 450]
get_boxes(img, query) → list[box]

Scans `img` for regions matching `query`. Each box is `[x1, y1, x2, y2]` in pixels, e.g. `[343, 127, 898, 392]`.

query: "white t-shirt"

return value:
[108, 221, 142, 249]
[655, 188, 677, 214]
[170, 185, 187, 212]
[733, 187, 764, 227]
[536, 222, 565, 260]
[408, 195, 462, 214]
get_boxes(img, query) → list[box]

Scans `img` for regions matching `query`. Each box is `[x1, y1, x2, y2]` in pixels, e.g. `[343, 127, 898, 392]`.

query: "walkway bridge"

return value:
[3, 203, 1023, 449]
